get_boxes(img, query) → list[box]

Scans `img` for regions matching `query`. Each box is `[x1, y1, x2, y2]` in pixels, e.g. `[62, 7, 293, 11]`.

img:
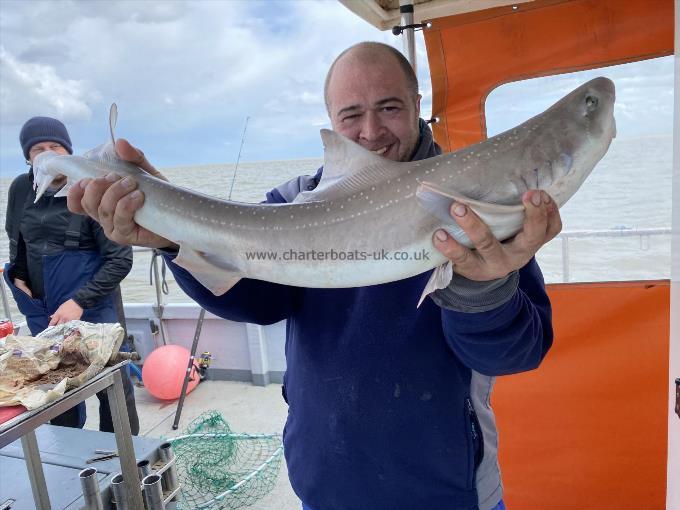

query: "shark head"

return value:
[32, 103, 122, 203]
[32, 150, 67, 202]
[556, 77, 616, 201]
[510, 77, 616, 206]
[570, 76, 617, 143]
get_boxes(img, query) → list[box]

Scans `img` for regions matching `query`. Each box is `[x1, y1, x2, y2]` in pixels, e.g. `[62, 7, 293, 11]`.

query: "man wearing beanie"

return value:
[4, 116, 139, 434]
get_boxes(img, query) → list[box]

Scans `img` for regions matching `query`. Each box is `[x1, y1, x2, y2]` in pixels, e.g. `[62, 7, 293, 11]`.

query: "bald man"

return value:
[69, 42, 558, 510]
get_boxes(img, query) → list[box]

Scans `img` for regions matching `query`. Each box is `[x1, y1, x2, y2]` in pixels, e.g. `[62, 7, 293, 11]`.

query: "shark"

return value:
[33, 77, 616, 304]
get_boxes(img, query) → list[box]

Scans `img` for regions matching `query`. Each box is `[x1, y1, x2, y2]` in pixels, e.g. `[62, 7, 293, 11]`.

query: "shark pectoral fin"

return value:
[416, 181, 526, 244]
[53, 182, 73, 198]
[417, 262, 453, 308]
[174, 245, 243, 296]
[416, 182, 471, 246]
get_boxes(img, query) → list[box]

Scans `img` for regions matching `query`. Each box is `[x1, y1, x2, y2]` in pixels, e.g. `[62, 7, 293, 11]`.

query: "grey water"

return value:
[0, 135, 673, 324]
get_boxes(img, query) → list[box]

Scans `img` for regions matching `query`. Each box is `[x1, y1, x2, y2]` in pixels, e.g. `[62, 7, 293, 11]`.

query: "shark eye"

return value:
[585, 95, 598, 112]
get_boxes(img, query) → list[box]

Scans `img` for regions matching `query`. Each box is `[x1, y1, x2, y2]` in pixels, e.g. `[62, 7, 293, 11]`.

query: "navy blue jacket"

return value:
[164, 123, 552, 509]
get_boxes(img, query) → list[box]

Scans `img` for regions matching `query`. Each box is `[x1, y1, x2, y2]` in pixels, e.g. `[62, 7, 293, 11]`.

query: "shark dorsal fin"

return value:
[109, 103, 118, 145]
[319, 129, 399, 180]
[294, 129, 405, 203]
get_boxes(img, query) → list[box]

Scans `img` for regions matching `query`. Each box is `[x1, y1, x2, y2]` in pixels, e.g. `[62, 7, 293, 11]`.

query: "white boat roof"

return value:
[339, 0, 535, 31]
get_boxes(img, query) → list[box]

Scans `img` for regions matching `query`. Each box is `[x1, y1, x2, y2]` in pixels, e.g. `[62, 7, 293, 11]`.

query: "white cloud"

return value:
[485, 56, 673, 137]
[0, 46, 98, 123]
[2, 0, 413, 170]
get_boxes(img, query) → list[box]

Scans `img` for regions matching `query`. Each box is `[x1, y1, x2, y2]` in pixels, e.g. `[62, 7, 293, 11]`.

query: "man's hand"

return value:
[432, 190, 562, 281]
[49, 299, 83, 326]
[67, 139, 177, 249]
[14, 278, 33, 297]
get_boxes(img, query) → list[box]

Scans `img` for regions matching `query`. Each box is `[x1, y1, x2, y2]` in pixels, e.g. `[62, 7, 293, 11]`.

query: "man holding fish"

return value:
[69, 42, 562, 510]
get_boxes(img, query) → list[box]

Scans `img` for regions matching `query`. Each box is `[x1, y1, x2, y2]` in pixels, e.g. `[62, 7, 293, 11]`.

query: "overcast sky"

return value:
[0, 0, 673, 177]
[0, 0, 426, 175]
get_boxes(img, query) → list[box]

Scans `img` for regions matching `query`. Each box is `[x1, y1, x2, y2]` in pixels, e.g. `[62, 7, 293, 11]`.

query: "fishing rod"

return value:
[227, 116, 250, 200]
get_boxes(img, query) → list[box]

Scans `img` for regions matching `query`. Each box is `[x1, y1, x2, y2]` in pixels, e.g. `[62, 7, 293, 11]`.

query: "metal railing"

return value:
[0, 227, 674, 326]
[555, 227, 671, 282]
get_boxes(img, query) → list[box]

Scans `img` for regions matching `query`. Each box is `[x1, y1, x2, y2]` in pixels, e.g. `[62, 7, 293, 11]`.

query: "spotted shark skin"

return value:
[33, 77, 616, 298]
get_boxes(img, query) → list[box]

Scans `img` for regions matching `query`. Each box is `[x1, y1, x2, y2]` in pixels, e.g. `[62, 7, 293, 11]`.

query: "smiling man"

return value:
[69, 42, 560, 510]
[325, 44, 421, 162]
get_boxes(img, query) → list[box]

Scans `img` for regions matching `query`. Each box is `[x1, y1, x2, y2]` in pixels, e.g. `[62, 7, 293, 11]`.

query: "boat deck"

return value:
[84, 379, 300, 510]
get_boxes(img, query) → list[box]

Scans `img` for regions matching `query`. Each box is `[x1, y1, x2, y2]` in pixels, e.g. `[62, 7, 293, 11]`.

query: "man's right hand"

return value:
[67, 139, 178, 250]
[14, 278, 32, 297]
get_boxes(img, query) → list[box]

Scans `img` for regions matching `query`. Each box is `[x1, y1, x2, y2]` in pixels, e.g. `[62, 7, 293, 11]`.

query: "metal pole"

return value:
[399, 0, 417, 73]
[21, 430, 51, 510]
[142, 474, 166, 510]
[157, 442, 179, 494]
[172, 308, 206, 430]
[137, 459, 152, 480]
[561, 236, 570, 283]
[668, 7, 680, 503]
[110, 473, 130, 510]
[107, 369, 145, 510]
[151, 251, 168, 346]
[228, 117, 250, 201]
[79, 467, 104, 510]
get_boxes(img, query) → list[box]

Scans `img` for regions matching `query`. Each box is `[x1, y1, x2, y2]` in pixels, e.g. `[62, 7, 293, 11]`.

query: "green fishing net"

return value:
[169, 411, 283, 509]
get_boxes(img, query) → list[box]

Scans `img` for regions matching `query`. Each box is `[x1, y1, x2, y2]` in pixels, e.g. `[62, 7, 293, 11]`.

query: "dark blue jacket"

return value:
[164, 123, 552, 510]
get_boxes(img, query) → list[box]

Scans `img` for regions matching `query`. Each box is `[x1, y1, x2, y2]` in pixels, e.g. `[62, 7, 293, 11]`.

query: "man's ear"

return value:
[415, 94, 422, 117]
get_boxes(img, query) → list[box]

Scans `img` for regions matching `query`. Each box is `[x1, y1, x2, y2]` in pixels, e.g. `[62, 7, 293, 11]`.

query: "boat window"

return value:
[485, 56, 673, 283]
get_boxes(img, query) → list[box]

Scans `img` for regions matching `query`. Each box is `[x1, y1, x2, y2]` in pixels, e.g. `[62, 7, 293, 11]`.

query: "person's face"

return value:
[28, 141, 69, 163]
[28, 141, 69, 187]
[326, 55, 421, 162]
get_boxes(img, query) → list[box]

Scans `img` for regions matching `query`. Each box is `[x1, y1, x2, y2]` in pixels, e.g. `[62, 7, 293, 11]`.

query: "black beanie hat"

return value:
[19, 116, 73, 160]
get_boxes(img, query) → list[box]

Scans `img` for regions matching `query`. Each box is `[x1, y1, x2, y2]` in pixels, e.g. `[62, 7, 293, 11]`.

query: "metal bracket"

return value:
[391, 22, 430, 35]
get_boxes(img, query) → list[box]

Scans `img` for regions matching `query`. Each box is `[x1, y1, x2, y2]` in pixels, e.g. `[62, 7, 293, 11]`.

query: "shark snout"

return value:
[32, 150, 62, 201]
[588, 76, 616, 98]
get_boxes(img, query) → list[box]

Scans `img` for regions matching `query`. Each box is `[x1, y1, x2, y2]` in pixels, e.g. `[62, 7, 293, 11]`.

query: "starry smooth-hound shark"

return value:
[33, 77, 616, 304]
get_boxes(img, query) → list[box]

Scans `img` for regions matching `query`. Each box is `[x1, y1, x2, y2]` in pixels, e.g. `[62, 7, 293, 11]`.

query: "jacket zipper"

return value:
[466, 397, 478, 441]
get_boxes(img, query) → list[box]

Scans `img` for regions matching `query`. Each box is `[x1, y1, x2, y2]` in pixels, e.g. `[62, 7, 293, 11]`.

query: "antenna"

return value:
[228, 116, 250, 200]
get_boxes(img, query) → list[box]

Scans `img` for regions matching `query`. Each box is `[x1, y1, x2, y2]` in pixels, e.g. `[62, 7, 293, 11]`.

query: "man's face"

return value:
[28, 141, 69, 163]
[28, 141, 69, 187]
[326, 55, 421, 162]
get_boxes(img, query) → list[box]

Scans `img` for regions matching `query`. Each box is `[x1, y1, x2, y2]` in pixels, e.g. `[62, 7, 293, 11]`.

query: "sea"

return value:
[0, 134, 673, 324]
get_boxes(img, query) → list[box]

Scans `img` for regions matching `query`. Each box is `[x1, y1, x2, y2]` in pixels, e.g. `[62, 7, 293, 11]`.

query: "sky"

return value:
[0, 0, 431, 175]
[0, 0, 673, 177]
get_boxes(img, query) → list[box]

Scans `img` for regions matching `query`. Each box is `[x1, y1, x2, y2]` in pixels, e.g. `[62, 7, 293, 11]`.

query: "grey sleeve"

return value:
[270, 175, 318, 203]
[430, 270, 519, 313]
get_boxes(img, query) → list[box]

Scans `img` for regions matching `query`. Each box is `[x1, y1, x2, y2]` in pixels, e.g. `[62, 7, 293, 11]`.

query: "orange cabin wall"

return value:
[422, 1, 673, 505]
[494, 281, 670, 509]
[423, 0, 674, 151]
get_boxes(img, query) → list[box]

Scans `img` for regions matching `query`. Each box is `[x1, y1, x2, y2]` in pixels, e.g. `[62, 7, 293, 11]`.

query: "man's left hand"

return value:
[432, 189, 562, 281]
[49, 299, 84, 326]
